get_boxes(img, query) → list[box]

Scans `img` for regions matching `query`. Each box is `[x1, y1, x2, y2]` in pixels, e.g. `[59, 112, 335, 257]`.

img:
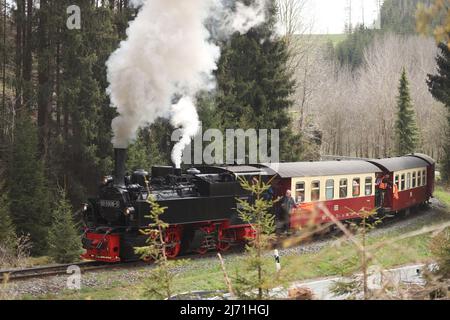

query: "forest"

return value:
[0, 0, 449, 259]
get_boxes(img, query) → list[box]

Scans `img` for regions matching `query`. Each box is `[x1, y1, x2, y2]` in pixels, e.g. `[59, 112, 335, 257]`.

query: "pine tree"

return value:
[395, 68, 418, 156]
[135, 195, 187, 299]
[8, 111, 50, 255]
[0, 193, 15, 246]
[335, 25, 377, 70]
[427, 42, 450, 183]
[380, 0, 426, 35]
[216, 0, 303, 162]
[47, 188, 81, 263]
[234, 177, 277, 299]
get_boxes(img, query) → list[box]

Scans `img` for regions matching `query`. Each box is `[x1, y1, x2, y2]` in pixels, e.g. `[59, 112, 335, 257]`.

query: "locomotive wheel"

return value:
[196, 246, 208, 255]
[164, 228, 181, 259]
[216, 228, 232, 252]
[217, 241, 231, 252]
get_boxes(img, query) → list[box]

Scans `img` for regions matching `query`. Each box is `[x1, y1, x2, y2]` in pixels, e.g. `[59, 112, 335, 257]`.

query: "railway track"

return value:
[0, 202, 439, 283]
[0, 260, 144, 282]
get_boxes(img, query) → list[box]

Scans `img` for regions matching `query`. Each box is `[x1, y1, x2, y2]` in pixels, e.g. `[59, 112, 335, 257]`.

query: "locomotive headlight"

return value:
[102, 176, 113, 185]
[124, 207, 135, 216]
[82, 203, 88, 212]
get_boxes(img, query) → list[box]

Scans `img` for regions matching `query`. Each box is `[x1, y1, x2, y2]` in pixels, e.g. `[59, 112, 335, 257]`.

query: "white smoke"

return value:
[170, 97, 200, 168]
[227, 0, 268, 34]
[106, 0, 268, 167]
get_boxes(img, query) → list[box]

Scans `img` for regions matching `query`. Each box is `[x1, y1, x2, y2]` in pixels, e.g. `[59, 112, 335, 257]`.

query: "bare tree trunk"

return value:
[15, 0, 24, 110]
[37, 0, 54, 159]
[22, 0, 32, 105]
[55, 27, 61, 135]
[1, 0, 6, 141]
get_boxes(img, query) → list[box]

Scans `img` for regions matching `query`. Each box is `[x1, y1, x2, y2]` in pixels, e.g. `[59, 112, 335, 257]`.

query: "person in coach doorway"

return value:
[279, 189, 297, 234]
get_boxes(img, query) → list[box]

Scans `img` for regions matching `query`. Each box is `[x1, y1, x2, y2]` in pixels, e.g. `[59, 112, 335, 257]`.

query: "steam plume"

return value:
[106, 0, 268, 167]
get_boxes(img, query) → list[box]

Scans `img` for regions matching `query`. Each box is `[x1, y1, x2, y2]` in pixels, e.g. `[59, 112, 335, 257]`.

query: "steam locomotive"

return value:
[81, 149, 265, 262]
[81, 149, 435, 262]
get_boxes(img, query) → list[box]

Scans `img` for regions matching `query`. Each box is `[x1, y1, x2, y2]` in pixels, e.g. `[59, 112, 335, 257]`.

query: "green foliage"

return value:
[236, 178, 276, 237]
[430, 229, 450, 280]
[0, 194, 15, 246]
[380, 0, 426, 35]
[141, 259, 188, 300]
[334, 25, 377, 70]
[233, 177, 278, 299]
[47, 189, 81, 263]
[395, 68, 419, 156]
[329, 210, 384, 299]
[126, 126, 170, 171]
[216, 1, 302, 162]
[8, 112, 50, 255]
[134, 195, 169, 262]
[428, 41, 450, 183]
[135, 194, 188, 300]
[331, 0, 427, 69]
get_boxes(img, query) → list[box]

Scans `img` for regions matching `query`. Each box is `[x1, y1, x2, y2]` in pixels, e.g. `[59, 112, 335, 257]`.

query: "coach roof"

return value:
[408, 153, 436, 165]
[367, 156, 429, 172]
[261, 160, 381, 178]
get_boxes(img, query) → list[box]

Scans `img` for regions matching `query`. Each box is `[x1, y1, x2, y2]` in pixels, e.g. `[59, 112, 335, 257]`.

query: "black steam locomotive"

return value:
[81, 149, 267, 262]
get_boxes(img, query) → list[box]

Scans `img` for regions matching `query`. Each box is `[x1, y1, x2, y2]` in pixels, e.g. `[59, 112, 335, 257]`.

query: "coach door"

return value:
[375, 173, 393, 209]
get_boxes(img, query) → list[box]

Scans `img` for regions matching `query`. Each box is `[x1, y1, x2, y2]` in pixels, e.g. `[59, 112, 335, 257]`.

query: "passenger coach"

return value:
[265, 161, 382, 228]
[264, 153, 435, 229]
[368, 154, 435, 213]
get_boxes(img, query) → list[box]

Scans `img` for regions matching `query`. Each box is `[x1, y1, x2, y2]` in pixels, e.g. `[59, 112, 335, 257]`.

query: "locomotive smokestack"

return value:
[114, 148, 127, 186]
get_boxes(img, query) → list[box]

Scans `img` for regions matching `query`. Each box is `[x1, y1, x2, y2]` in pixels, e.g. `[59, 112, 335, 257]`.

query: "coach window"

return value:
[352, 178, 360, 197]
[412, 172, 416, 188]
[326, 179, 334, 200]
[401, 174, 405, 191]
[339, 179, 348, 198]
[365, 177, 372, 196]
[407, 173, 411, 189]
[311, 181, 320, 201]
[295, 182, 305, 203]
[423, 170, 427, 186]
[395, 175, 399, 188]
[417, 171, 422, 186]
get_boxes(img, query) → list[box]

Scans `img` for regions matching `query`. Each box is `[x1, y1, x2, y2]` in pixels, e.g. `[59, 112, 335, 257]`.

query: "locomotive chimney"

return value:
[173, 167, 182, 176]
[114, 148, 127, 186]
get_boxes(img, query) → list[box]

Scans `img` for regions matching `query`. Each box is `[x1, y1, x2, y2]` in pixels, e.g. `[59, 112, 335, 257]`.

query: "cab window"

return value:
[311, 181, 320, 201]
[295, 182, 305, 203]
[339, 179, 348, 198]
[352, 178, 360, 197]
[365, 177, 372, 196]
[326, 179, 334, 200]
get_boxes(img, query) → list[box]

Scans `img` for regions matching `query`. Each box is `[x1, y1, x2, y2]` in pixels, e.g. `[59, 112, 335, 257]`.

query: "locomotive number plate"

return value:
[99, 200, 121, 208]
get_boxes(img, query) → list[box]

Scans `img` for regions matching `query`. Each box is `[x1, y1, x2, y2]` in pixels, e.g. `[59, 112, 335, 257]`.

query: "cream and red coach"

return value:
[368, 153, 435, 213]
[264, 161, 382, 228]
[264, 153, 435, 228]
